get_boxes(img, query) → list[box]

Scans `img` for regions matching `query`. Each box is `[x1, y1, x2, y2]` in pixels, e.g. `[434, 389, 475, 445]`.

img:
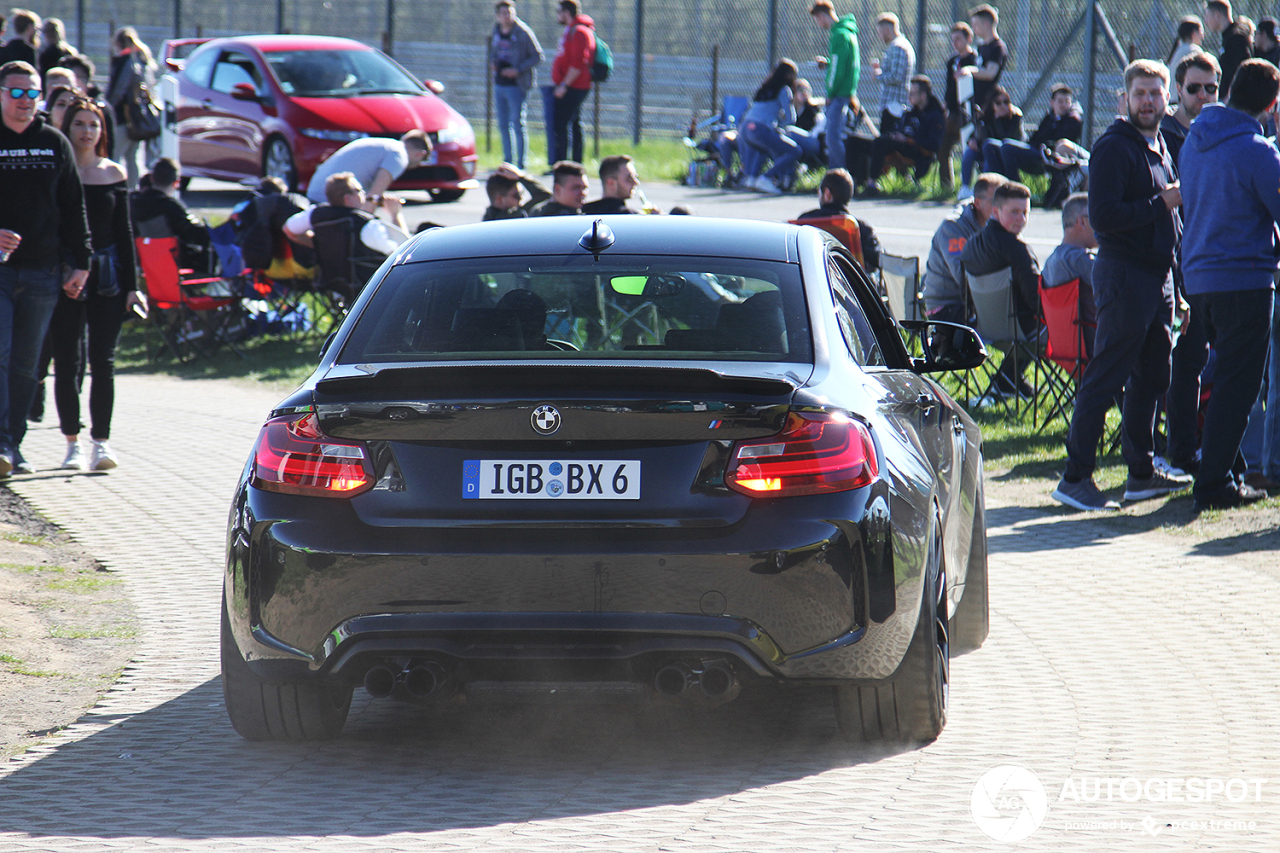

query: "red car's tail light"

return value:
[252, 413, 373, 497]
[725, 412, 879, 497]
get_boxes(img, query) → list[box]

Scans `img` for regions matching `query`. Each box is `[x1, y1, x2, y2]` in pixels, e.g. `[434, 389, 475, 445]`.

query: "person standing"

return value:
[0, 10, 39, 66]
[550, 0, 595, 165]
[105, 26, 157, 188]
[37, 17, 77, 79]
[808, 1, 859, 172]
[1204, 1, 1253, 97]
[1052, 60, 1189, 511]
[959, 4, 1008, 119]
[488, 0, 543, 170]
[1255, 18, 1280, 67]
[1159, 52, 1220, 478]
[1167, 16, 1206, 95]
[940, 22, 979, 192]
[871, 13, 914, 134]
[51, 98, 145, 472]
[1179, 59, 1280, 510]
[0, 61, 92, 476]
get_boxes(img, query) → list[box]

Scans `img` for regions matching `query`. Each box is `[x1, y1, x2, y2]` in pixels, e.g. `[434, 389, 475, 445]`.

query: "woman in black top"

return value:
[960, 86, 1022, 196]
[53, 98, 147, 472]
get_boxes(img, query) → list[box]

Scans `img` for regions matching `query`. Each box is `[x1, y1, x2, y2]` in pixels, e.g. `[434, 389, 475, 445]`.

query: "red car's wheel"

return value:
[263, 136, 298, 191]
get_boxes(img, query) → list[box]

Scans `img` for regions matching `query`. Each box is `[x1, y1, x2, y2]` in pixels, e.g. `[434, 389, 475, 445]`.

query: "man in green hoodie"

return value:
[810, 1, 860, 170]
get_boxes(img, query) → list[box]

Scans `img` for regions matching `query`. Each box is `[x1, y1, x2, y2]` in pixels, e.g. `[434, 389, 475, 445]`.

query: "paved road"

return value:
[0, 372, 1277, 851]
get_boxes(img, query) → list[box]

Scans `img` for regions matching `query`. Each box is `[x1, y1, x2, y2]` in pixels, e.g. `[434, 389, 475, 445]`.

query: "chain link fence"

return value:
[31, 0, 1280, 149]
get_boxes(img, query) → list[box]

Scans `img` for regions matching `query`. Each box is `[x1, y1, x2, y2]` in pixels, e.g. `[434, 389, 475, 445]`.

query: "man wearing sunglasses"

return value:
[0, 61, 92, 477]
[1161, 53, 1221, 166]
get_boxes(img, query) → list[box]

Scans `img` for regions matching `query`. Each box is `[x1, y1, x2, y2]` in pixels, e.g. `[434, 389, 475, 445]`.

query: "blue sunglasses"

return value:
[6, 87, 41, 100]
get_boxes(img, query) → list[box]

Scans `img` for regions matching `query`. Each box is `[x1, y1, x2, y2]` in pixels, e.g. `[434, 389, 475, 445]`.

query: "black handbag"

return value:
[124, 76, 161, 142]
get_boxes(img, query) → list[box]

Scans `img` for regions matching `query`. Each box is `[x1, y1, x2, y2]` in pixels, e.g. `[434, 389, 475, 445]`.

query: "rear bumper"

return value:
[225, 480, 919, 686]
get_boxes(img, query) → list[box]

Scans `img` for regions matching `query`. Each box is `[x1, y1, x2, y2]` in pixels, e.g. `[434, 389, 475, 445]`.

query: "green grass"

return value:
[44, 574, 122, 593]
[1, 533, 47, 547]
[49, 625, 137, 640]
[475, 132, 695, 185]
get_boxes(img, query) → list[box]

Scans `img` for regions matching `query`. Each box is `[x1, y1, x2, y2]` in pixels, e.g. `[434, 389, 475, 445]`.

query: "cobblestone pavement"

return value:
[0, 374, 1278, 852]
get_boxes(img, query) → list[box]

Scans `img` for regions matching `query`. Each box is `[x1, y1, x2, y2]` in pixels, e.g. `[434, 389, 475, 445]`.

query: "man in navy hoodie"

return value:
[1179, 59, 1280, 510]
[1052, 60, 1190, 511]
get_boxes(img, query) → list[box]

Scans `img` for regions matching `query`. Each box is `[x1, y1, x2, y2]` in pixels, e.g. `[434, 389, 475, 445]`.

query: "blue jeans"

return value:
[0, 264, 62, 456]
[494, 84, 528, 168]
[824, 98, 847, 170]
[740, 121, 799, 183]
[786, 126, 822, 163]
[961, 142, 983, 186]
[984, 138, 1046, 181]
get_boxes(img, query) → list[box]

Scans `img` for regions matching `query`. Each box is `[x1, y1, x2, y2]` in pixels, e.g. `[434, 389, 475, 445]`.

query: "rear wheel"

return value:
[263, 137, 298, 191]
[833, 519, 949, 744]
[952, 499, 990, 653]
[221, 593, 351, 741]
[430, 188, 465, 203]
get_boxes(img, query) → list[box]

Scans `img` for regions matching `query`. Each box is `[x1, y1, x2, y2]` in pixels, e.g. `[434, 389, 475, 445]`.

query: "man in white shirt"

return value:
[304, 130, 431, 204]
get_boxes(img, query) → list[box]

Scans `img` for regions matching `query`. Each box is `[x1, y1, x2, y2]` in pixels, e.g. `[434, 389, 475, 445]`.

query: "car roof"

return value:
[202, 34, 374, 53]
[397, 216, 803, 264]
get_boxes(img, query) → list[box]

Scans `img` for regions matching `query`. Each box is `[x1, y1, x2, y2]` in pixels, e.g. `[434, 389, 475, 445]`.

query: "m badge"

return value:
[531, 405, 562, 435]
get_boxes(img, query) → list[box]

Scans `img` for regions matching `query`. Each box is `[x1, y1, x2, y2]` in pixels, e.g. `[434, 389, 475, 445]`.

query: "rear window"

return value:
[336, 255, 812, 364]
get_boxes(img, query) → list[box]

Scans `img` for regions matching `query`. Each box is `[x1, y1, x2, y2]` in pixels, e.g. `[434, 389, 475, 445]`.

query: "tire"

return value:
[430, 188, 466, 203]
[833, 519, 949, 744]
[220, 593, 351, 741]
[952, 498, 990, 654]
[262, 137, 298, 192]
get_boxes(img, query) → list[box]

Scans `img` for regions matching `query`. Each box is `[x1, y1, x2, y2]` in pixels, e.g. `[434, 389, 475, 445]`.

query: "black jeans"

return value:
[551, 86, 590, 163]
[869, 137, 936, 182]
[1064, 256, 1174, 481]
[50, 289, 127, 440]
[1187, 288, 1274, 498]
[1164, 299, 1211, 466]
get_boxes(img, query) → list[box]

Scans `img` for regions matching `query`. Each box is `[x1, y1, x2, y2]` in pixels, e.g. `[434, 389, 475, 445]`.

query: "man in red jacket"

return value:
[550, 0, 594, 163]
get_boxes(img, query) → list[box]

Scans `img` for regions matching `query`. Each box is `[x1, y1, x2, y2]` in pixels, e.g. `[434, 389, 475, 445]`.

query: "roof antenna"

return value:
[579, 219, 615, 258]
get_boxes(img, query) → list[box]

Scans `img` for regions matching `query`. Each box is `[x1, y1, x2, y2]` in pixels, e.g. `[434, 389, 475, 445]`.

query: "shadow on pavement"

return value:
[0, 676, 907, 839]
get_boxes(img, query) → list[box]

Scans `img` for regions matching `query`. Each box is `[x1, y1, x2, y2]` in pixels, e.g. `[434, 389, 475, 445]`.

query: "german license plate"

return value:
[463, 460, 640, 500]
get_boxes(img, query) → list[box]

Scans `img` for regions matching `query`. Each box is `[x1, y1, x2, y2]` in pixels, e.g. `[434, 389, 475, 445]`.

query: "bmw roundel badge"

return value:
[531, 405, 561, 435]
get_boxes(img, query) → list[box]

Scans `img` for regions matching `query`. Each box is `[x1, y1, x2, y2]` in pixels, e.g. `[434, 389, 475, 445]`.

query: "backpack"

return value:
[591, 34, 612, 83]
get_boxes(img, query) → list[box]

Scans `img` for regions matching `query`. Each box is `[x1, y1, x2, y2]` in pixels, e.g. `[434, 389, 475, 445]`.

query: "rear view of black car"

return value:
[223, 217, 989, 744]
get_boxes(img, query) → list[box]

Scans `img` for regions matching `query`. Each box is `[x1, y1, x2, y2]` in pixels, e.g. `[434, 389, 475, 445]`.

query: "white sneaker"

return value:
[89, 441, 118, 471]
[61, 441, 86, 471]
[957, 185, 974, 201]
[756, 175, 783, 195]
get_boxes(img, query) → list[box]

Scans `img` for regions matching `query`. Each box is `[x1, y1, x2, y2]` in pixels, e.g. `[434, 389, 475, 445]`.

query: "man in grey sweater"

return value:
[922, 172, 1004, 324]
[489, 0, 543, 170]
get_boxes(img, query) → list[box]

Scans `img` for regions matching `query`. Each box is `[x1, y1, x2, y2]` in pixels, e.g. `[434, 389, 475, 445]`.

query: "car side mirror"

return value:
[165, 57, 185, 72]
[424, 79, 445, 95]
[900, 320, 988, 373]
[230, 83, 259, 101]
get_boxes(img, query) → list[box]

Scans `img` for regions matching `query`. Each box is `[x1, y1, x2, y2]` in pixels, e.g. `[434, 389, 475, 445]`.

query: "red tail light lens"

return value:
[252, 412, 373, 497]
[725, 412, 878, 497]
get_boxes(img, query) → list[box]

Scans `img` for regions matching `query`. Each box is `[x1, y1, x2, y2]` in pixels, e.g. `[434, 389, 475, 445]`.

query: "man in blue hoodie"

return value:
[1179, 58, 1280, 510]
[1052, 60, 1190, 512]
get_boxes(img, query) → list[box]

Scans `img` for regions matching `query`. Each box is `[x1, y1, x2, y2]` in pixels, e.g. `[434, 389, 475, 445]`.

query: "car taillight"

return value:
[725, 412, 878, 497]
[251, 413, 373, 497]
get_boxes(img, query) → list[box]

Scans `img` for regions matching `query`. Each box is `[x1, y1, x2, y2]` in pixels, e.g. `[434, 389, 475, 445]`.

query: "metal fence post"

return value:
[1084, 1, 1097, 146]
[711, 45, 719, 117]
[385, 0, 395, 57]
[768, 0, 778, 68]
[277, 0, 285, 34]
[174, 0, 182, 38]
[915, 0, 926, 71]
[632, 0, 644, 145]
[76, 0, 84, 51]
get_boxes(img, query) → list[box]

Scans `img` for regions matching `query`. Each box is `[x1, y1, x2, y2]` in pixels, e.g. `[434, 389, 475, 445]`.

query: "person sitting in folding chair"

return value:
[131, 158, 211, 273]
[283, 171, 409, 277]
[959, 180, 1041, 399]
[794, 168, 882, 272]
[1041, 192, 1097, 356]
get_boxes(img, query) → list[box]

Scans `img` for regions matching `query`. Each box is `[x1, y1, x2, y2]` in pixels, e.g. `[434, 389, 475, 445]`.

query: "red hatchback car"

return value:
[166, 35, 478, 200]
